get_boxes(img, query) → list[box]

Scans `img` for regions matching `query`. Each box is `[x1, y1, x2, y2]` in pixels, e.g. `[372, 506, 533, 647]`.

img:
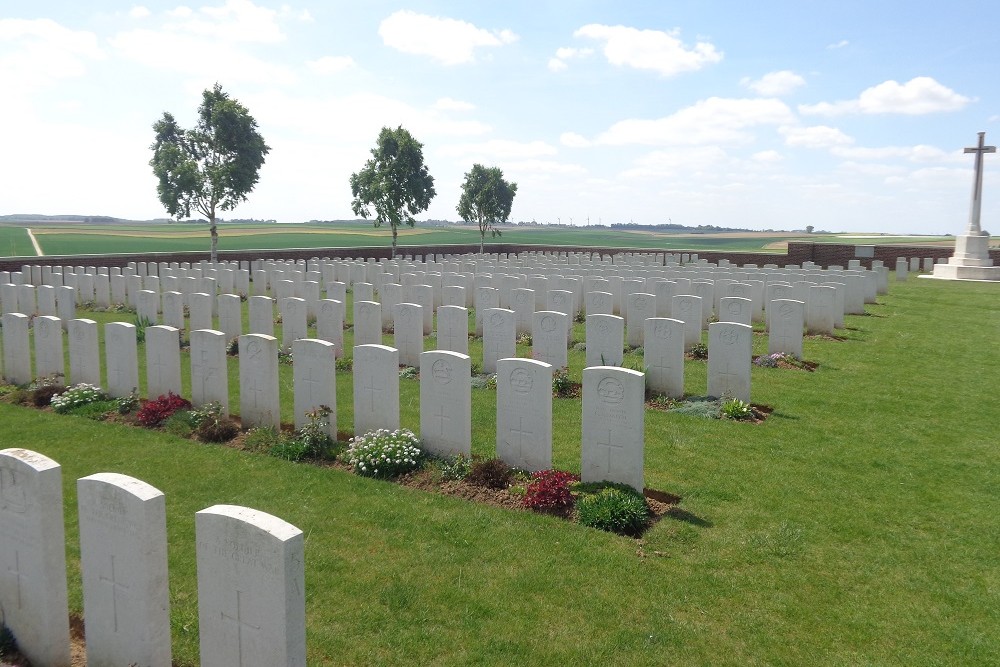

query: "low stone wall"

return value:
[3, 239, 997, 272]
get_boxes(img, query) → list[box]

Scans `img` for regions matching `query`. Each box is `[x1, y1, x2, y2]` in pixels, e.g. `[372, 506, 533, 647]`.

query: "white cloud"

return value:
[0, 18, 105, 97]
[433, 97, 476, 111]
[573, 24, 722, 76]
[741, 70, 805, 96]
[560, 132, 591, 148]
[129, 6, 151, 19]
[190, 0, 287, 43]
[752, 150, 784, 163]
[620, 146, 732, 179]
[595, 97, 795, 146]
[780, 125, 854, 148]
[799, 77, 971, 116]
[548, 46, 593, 72]
[831, 144, 961, 163]
[378, 10, 517, 65]
[306, 55, 355, 74]
[827, 40, 849, 50]
[438, 139, 557, 160]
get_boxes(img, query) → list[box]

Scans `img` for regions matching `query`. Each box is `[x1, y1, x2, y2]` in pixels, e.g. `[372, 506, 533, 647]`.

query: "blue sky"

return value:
[2, 0, 998, 234]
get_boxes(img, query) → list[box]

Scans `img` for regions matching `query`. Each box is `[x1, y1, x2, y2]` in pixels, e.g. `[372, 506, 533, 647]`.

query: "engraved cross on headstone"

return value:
[508, 415, 534, 457]
[432, 405, 451, 436]
[99, 554, 129, 632]
[597, 428, 623, 473]
[221, 589, 260, 667]
[8, 549, 26, 609]
[964, 131, 996, 234]
[361, 375, 383, 413]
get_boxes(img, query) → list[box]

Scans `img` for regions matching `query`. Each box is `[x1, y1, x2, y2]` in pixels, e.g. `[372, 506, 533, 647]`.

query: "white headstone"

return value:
[353, 300, 382, 346]
[190, 329, 229, 415]
[77, 473, 171, 667]
[511, 287, 536, 335]
[768, 299, 805, 359]
[280, 297, 307, 351]
[393, 302, 424, 368]
[707, 322, 752, 402]
[482, 307, 515, 374]
[315, 298, 344, 357]
[105, 322, 139, 398]
[2, 312, 31, 385]
[625, 292, 656, 347]
[496, 358, 552, 472]
[34, 315, 64, 380]
[419, 350, 472, 457]
[435, 305, 469, 355]
[806, 286, 835, 335]
[239, 334, 280, 430]
[644, 318, 685, 398]
[531, 310, 569, 368]
[0, 448, 71, 667]
[292, 339, 336, 436]
[353, 344, 399, 435]
[189, 292, 213, 332]
[146, 325, 182, 399]
[671, 294, 703, 351]
[69, 318, 101, 387]
[585, 290, 613, 316]
[581, 367, 645, 491]
[218, 293, 243, 342]
[196, 505, 306, 667]
[719, 296, 752, 326]
[585, 314, 624, 367]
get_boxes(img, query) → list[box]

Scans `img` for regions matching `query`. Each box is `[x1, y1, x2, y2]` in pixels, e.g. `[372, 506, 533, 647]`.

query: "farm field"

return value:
[0, 221, 959, 258]
[0, 278, 998, 665]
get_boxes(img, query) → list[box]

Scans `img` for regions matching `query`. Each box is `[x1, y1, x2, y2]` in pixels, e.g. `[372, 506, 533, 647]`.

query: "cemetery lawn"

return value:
[2, 278, 999, 665]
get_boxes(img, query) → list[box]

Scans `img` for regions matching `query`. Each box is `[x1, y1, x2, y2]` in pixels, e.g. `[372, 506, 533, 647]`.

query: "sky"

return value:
[2, 0, 999, 234]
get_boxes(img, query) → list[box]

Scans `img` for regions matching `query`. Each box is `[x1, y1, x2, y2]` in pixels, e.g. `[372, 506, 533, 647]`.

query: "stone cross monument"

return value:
[932, 131, 1000, 280]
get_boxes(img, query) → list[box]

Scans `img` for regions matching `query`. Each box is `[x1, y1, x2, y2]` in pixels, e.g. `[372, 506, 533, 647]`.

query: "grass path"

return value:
[1, 278, 998, 665]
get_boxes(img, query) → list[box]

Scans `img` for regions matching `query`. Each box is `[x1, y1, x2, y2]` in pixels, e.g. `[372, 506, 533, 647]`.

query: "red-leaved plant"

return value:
[136, 392, 192, 428]
[524, 469, 578, 510]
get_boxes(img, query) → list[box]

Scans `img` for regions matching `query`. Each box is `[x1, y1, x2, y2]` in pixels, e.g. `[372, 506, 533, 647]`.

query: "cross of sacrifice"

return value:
[964, 131, 996, 234]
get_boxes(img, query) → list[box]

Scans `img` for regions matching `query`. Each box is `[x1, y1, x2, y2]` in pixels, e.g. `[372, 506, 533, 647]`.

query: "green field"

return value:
[0, 221, 960, 258]
[1, 278, 998, 665]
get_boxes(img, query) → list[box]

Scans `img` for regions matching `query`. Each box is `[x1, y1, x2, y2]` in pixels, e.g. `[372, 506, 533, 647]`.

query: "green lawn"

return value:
[1, 278, 999, 665]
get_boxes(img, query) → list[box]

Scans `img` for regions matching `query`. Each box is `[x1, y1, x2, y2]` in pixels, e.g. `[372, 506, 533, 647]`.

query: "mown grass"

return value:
[1, 278, 999, 665]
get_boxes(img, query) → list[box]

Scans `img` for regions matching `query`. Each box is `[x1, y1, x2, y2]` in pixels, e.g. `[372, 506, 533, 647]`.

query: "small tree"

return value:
[350, 126, 436, 258]
[457, 164, 518, 254]
[150, 83, 269, 262]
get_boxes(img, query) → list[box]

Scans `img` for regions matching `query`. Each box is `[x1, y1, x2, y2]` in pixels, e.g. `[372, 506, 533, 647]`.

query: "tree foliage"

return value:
[457, 164, 518, 253]
[149, 83, 269, 262]
[350, 126, 436, 258]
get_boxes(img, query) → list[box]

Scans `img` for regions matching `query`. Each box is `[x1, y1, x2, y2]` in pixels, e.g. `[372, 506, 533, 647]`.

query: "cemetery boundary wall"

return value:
[2, 240, 997, 272]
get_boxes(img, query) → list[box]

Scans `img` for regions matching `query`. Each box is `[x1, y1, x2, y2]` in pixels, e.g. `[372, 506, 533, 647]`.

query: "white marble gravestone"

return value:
[146, 325, 182, 399]
[105, 322, 139, 398]
[625, 292, 656, 347]
[581, 367, 645, 491]
[292, 339, 336, 436]
[707, 322, 752, 402]
[190, 329, 229, 415]
[496, 358, 553, 472]
[768, 299, 805, 359]
[2, 312, 31, 385]
[671, 294, 703, 351]
[218, 293, 243, 342]
[34, 315, 64, 380]
[77, 473, 171, 667]
[585, 313, 624, 367]
[511, 287, 536, 335]
[138, 289, 160, 325]
[393, 302, 424, 368]
[69, 318, 101, 387]
[248, 295, 275, 337]
[644, 318, 685, 398]
[353, 344, 400, 435]
[280, 297, 308, 351]
[532, 310, 569, 368]
[0, 448, 71, 667]
[196, 505, 306, 667]
[482, 307, 516, 374]
[806, 286, 836, 335]
[719, 296, 752, 326]
[473, 286, 499, 336]
[585, 290, 613, 316]
[435, 305, 469, 355]
[56, 284, 76, 325]
[189, 292, 213, 332]
[161, 291, 184, 331]
[353, 300, 382, 346]
[419, 350, 471, 457]
[239, 334, 280, 430]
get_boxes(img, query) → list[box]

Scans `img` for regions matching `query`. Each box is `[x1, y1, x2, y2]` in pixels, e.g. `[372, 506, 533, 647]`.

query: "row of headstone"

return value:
[0, 448, 306, 666]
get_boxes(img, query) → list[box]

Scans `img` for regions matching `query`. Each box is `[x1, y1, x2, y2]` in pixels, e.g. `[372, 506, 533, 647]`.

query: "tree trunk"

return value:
[391, 224, 398, 259]
[209, 218, 218, 263]
[480, 231, 485, 255]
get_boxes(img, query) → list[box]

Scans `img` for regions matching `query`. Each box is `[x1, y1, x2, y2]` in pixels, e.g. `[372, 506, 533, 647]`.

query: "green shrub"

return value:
[116, 391, 140, 415]
[669, 397, 723, 419]
[398, 366, 419, 380]
[465, 457, 513, 490]
[162, 411, 195, 439]
[436, 454, 472, 480]
[552, 368, 574, 397]
[269, 438, 309, 462]
[189, 401, 238, 442]
[293, 406, 335, 458]
[244, 426, 282, 453]
[720, 397, 755, 421]
[133, 314, 154, 342]
[63, 399, 118, 420]
[689, 342, 708, 359]
[346, 428, 422, 479]
[335, 356, 353, 372]
[577, 487, 649, 536]
[50, 383, 108, 413]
